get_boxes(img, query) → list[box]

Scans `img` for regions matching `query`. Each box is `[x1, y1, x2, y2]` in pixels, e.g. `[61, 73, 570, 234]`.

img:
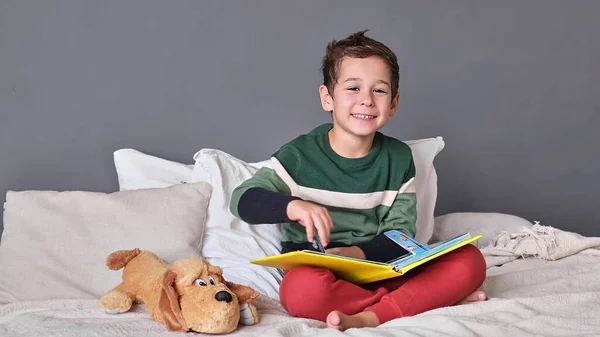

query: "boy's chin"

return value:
[346, 124, 382, 137]
[346, 129, 380, 139]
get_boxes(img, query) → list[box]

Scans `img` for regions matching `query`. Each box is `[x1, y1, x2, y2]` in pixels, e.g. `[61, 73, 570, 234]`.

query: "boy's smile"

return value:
[319, 56, 399, 158]
[352, 114, 375, 119]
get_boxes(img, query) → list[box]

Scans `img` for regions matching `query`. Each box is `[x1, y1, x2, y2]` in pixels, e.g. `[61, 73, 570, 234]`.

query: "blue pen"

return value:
[312, 232, 326, 253]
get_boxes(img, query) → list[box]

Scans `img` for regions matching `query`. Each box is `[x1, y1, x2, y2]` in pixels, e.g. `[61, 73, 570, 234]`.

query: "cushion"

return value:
[190, 149, 280, 299]
[403, 137, 445, 244]
[113, 148, 194, 191]
[0, 182, 211, 304]
[431, 212, 534, 248]
[191, 137, 444, 299]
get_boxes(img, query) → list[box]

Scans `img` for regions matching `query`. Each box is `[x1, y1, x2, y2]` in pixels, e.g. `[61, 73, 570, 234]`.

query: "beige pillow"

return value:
[431, 212, 533, 248]
[0, 182, 211, 304]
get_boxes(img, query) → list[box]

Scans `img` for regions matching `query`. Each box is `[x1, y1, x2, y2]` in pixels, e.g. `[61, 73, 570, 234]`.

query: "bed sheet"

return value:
[2, 225, 600, 337]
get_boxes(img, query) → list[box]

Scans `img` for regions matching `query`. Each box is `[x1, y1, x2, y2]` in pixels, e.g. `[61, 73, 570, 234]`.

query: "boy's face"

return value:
[319, 56, 399, 139]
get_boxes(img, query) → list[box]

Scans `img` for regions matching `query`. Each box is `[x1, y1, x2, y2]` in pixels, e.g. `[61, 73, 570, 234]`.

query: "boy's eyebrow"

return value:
[343, 77, 390, 86]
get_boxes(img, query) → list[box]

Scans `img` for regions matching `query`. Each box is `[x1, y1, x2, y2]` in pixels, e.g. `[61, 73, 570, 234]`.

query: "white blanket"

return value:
[2, 225, 600, 337]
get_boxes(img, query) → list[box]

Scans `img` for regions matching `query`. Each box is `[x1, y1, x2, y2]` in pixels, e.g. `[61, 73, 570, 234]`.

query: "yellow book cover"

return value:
[251, 232, 481, 284]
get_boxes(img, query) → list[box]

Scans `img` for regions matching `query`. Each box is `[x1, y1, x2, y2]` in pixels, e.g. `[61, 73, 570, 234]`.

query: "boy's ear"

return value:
[389, 92, 400, 117]
[319, 85, 334, 112]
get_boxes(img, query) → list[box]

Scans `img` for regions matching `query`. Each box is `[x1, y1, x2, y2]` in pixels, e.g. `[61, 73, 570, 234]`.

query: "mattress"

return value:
[2, 225, 600, 336]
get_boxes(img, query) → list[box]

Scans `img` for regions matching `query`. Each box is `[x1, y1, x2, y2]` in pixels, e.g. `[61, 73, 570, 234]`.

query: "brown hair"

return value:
[321, 30, 399, 101]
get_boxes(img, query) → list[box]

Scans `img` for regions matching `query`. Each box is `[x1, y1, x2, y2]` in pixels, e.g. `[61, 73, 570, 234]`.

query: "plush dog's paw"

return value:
[239, 303, 259, 325]
[98, 290, 133, 314]
[104, 307, 130, 314]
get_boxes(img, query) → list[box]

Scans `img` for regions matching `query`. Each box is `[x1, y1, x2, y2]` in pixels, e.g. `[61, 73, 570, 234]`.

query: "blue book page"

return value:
[384, 230, 429, 255]
[391, 233, 472, 270]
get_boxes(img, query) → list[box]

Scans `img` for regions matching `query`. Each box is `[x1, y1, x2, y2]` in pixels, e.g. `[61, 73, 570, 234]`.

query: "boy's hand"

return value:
[325, 246, 366, 260]
[286, 200, 333, 247]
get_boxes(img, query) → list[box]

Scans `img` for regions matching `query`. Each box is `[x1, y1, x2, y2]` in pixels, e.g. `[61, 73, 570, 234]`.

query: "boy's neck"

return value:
[328, 127, 375, 159]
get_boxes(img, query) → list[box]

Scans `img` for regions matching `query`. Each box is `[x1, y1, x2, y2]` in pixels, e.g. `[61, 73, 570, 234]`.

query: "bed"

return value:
[1, 139, 599, 337]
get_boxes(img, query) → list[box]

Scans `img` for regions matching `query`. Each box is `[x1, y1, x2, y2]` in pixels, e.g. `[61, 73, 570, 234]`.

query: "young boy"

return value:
[230, 30, 487, 331]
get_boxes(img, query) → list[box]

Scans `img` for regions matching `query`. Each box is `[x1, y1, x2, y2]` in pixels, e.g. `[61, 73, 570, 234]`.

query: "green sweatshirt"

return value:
[230, 123, 417, 247]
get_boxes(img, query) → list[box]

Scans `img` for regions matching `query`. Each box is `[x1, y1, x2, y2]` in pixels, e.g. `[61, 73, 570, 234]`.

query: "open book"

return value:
[250, 231, 481, 284]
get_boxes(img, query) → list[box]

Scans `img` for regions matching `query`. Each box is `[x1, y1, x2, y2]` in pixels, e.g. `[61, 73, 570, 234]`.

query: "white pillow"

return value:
[0, 182, 211, 304]
[191, 149, 280, 300]
[404, 137, 445, 244]
[113, 148, 193, 191]
[431, 212, 534, 248]
[191, 137, 444, 299]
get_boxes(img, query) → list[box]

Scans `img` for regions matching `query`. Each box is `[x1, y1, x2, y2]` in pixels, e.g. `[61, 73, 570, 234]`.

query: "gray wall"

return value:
[1, 1, 599, 236]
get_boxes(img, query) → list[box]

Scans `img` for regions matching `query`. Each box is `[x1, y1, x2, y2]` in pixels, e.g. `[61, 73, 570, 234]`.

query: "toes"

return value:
[458, 290, 487, 304]
[326, 311, 342, 328]
[473, 290, 487, 301]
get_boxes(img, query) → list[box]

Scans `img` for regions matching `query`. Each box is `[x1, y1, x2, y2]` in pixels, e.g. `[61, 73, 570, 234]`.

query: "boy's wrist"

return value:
[351, 246, 366, 260]
[285, 199, 298, 216]
[325, 246, 366, 260]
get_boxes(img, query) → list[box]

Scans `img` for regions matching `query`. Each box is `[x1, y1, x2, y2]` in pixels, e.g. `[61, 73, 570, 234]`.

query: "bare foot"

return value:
[326, 310, 380, 331]
[457, 290, 487, 305]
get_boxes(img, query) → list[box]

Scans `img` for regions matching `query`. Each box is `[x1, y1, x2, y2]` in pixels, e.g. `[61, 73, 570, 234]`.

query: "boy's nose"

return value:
[360, 93, 374, 106]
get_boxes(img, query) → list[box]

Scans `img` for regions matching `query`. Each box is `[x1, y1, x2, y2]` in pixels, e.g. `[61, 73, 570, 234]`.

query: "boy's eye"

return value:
[346, 87, 359, 91]
[374, 89, 387, 94]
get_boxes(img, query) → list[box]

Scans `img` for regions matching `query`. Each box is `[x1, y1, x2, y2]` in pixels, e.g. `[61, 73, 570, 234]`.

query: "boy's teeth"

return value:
[353, 114, 375, 119]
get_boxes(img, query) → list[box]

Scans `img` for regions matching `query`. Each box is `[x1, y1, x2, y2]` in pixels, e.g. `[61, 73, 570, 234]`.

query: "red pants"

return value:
[279, 244, 486, 324]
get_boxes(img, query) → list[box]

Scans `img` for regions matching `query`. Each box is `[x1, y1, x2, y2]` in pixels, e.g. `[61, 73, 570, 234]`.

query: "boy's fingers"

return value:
[314, 219, 329, 247]
[318, 214, 332, 244]
[303, 219, 314, 243]
[324, 211, 334, 230]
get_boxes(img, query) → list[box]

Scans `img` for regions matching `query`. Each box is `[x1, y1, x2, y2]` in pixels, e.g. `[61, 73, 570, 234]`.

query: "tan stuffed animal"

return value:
[98, 248, 260, 334]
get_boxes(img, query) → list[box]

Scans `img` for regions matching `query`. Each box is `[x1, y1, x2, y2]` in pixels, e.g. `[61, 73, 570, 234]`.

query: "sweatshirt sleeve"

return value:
[230, 165, 301, 224]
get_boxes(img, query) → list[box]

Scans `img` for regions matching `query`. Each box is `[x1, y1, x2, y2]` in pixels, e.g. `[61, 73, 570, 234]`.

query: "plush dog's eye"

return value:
[209, 276, 215, 285]
[194, 278, 207, 286]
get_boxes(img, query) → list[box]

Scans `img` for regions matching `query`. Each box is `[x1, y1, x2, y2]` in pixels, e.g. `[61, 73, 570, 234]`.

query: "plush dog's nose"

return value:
[215, 291, 232, 303]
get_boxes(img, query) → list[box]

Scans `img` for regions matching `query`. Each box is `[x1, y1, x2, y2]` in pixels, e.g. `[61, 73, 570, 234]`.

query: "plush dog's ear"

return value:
[225, 281, 259, 304]
[158, 269, 187, 332]
[208, 264, 223, 276]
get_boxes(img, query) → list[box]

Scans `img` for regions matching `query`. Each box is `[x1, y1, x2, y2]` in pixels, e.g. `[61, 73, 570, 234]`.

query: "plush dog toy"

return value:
[98, 248, 260, 334]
